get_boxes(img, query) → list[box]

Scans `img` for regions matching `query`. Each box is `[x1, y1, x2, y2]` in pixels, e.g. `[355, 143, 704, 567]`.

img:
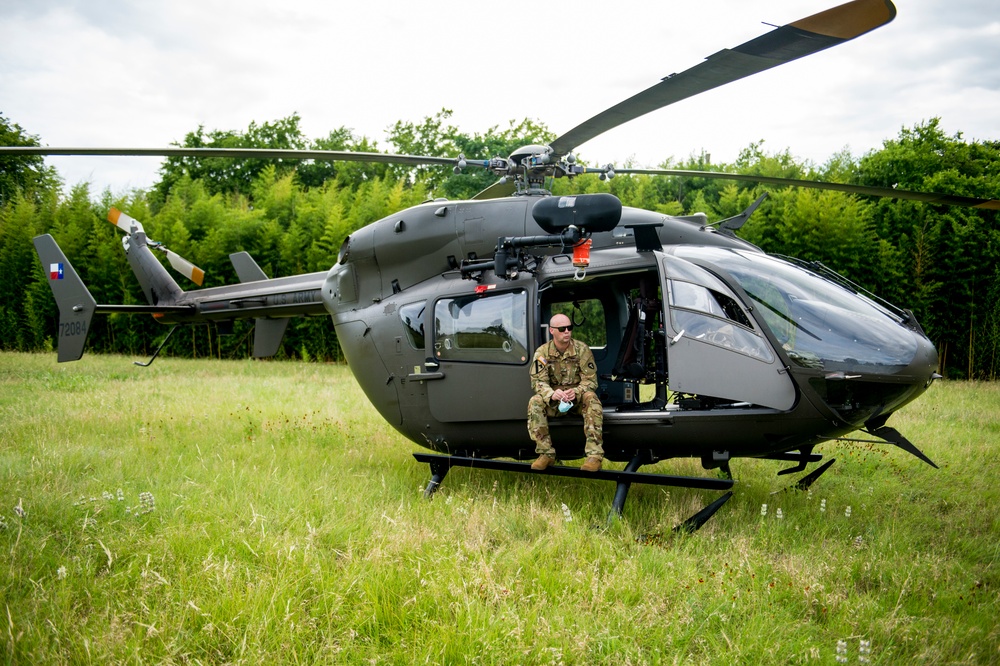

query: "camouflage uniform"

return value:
[528, 338, 604, 458]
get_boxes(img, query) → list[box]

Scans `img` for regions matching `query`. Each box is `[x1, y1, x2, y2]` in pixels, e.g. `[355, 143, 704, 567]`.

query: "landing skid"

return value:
[413, 453, 733, 531]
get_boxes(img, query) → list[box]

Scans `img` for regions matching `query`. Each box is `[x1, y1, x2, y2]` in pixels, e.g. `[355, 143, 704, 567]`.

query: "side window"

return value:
[670, 281, 752, 328]
[668, 279, 773, 362]
[398, 301, 425, 349]
[550, 299, 607, 348]
[434, 289, 529, 364]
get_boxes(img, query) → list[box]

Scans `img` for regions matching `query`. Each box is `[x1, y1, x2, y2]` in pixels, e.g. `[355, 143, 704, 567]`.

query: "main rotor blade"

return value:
[548, 0, 896, 157]
[613, 167, 1000, 210]
[0, 146, 459, 168]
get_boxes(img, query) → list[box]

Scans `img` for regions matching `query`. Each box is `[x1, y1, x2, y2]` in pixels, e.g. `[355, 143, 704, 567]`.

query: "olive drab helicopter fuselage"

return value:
[323, 193, 938, 465]
[9, 0, 996, 526]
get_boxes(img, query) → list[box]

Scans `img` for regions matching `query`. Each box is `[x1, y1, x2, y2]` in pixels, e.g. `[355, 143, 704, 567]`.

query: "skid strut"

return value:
[610, 453, 645, 518]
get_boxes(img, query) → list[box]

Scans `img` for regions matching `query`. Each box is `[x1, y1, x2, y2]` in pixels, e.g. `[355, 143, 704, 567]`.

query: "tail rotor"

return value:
[108, 208, 205, 286]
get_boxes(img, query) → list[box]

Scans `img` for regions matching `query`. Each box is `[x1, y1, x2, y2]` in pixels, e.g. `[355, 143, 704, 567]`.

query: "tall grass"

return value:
[1, 352, 997, 664]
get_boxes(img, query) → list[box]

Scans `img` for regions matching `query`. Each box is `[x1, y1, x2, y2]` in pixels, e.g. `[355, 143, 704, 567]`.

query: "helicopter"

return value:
[6, 0, 999, 530]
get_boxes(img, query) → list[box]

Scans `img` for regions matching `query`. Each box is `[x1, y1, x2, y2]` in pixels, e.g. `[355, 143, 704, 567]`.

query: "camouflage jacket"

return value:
[529, 339, 598, 402]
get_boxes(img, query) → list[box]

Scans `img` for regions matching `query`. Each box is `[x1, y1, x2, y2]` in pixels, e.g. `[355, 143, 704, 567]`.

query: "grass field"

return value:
[1, 352, 997, 664]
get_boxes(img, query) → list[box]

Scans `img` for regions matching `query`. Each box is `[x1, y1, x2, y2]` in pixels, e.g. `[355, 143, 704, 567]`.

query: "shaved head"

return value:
[550, 313, 571, 328]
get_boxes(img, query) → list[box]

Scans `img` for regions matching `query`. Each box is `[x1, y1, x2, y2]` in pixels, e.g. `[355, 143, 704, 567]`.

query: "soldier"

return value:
[528, 313, 604, 472]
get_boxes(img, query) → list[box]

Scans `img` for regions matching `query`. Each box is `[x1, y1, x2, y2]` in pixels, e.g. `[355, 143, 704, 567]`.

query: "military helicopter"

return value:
[6, 0, 999, 529]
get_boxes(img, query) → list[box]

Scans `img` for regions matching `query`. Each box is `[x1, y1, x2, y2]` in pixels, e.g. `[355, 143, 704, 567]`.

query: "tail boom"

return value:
[34, 233, 328, 362]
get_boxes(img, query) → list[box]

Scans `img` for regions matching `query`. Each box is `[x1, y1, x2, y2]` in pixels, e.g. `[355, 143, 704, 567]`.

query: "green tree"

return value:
[154, 115, 311, 202]
[858, 119, 1000, 378]
[0, 196, 45, 350]
[0, 113, 60, 204]
[298, 129, 390, 190]
[388, 109, 555, 199]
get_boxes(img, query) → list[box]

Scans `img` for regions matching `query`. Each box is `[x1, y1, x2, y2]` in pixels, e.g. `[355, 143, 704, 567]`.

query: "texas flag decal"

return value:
[50, 263, 64, 280]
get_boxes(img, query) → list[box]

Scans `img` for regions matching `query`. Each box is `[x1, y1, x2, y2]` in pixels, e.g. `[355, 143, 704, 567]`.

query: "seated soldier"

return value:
[528, 313, 604, 471]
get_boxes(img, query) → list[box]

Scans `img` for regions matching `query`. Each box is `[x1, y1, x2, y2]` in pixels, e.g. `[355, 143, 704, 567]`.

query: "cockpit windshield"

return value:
[674, 247, 918, 375]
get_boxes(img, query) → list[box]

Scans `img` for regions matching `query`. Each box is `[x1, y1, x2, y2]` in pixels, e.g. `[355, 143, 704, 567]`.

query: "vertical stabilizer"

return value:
[33, 234, 96, 362]
[229, 251, 290, 358]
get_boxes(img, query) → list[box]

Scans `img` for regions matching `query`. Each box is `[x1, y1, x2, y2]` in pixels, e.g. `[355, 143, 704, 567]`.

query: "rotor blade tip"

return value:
[790, 0, 896, 40]
[108, 208, 121, 224]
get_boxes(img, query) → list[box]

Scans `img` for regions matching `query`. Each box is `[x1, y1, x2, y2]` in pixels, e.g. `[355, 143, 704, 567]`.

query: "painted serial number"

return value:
[60, 320, 87, 337]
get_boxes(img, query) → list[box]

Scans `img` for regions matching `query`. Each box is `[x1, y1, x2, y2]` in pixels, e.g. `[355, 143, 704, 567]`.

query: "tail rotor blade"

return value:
[108, 207, 144, 234]
[165, 250, 205, 286]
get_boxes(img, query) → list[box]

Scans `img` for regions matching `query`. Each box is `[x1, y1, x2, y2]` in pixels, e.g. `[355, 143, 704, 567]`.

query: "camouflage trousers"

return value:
[527, 391, 604, 459]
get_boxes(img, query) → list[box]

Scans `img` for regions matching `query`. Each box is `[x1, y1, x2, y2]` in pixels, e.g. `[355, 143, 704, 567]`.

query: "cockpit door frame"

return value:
[657, 251, 796, 411]
[424, 280, 536, 423]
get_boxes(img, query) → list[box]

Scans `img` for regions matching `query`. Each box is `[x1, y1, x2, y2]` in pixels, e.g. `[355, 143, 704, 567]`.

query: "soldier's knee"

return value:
[581, 391, 602, 408]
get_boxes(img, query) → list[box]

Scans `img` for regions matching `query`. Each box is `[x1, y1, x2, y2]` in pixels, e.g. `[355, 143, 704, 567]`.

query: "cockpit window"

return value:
[399, 301, 425, 349]
[675, 247, 918, 374]
[670, 281, 752, 328]
[667, 279, 773, 362]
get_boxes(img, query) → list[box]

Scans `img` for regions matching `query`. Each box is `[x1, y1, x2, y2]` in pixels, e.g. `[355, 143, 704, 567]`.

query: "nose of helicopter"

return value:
[861, 327, 940, 420]
[803, 324, 940, 429]
[907, 327, 940, 391]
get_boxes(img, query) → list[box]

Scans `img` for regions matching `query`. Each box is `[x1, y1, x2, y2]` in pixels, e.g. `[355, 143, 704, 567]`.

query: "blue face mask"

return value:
[558, 400, 573, 413]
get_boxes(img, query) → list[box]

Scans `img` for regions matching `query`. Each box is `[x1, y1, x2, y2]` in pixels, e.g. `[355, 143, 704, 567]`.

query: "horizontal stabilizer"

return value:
[95, 304, 194, 314]
[33, 234, 96, 362]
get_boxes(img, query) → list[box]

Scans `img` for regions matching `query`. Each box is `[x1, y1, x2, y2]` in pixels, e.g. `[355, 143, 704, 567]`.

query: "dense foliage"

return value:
[1, 113, 998, 377]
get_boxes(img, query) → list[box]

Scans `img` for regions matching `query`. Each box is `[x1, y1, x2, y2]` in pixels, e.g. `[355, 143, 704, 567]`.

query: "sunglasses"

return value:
[551, 325, 574, 332]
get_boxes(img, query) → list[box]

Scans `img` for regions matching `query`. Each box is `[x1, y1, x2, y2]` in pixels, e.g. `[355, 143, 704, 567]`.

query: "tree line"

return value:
[1, 112, 998, 378]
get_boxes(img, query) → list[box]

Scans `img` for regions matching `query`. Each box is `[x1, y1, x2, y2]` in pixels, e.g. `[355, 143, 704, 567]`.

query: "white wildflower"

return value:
[13, 498, 25, 518]
[859, 638, 872, 663]
[561, 503, 573, 522]
[57, 565, 68, 580]
[760, 503, 768, 517]
[845, 506, 852, 518]
[776, 508, 783, 520]
[820, 499, 827, 513]
[836, 639, 848, 663]
[117, 488, 125, 502]
[134, 491, 156, 516]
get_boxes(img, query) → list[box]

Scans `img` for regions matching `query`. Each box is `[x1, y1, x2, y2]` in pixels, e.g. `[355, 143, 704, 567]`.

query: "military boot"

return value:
[531, 454, 556, 471]
[580, 456, 603, 472]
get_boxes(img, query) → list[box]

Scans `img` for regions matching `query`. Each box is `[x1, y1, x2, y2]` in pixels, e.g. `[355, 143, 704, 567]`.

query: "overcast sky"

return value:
[2, 0, 998, 195]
